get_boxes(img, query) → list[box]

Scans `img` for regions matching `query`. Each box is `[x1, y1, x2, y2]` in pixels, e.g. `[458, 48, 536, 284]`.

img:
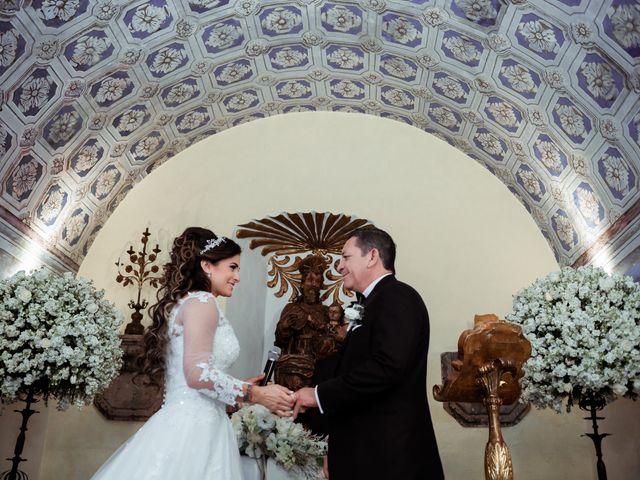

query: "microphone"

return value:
[259, 346, 281, 386]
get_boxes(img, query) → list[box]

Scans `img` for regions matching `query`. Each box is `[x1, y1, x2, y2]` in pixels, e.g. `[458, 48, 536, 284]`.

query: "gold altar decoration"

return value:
[439, 350, 530, 428]
[236, 212, 370, 304]
[433, 314, 531, 480]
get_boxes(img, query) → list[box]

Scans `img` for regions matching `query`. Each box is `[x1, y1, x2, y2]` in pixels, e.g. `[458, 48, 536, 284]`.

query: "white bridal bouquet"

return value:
[231, 404, 327, 479]
[507, 265, 640, 412]
[0, 268, 123, 408]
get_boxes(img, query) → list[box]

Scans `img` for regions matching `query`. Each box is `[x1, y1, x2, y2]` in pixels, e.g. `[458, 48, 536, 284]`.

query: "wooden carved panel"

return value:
[440, 352, 530, 427]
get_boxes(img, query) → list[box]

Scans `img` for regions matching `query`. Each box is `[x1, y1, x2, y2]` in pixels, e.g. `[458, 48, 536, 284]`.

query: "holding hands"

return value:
[237, 379, 320, 418]
[239, 376, 322, 418]
[292, 387, 318, 418]
[242, 373, 297, 417]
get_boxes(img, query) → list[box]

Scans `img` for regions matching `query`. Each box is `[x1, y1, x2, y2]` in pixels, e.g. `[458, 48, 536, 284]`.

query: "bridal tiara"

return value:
[200, 236, 227, 255]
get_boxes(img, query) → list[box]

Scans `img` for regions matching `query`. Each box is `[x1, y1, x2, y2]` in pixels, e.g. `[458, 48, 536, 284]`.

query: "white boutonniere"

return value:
[344, 302, 365, 331]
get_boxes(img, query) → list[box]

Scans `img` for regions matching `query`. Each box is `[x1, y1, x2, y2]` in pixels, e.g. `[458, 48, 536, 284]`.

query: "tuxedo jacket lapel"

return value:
[334, 275, 395, 376]
[363, 274, 395, 307]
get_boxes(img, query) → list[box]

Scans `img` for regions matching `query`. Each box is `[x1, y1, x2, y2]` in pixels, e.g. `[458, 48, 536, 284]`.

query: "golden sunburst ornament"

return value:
[236, 212, 371, 303]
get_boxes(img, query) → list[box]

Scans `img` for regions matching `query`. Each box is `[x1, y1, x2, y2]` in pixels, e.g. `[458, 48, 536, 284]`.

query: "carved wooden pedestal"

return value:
[94, 335, 163, 421]
[433, 314, 531, 480]
[440, 352, 530, 427]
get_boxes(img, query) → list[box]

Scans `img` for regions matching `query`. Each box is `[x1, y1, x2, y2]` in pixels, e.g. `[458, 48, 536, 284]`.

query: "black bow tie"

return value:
[355, 292, 365, 304]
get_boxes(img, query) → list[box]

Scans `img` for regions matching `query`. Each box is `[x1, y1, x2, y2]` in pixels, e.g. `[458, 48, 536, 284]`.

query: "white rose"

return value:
[612, 383, 627, 395]
[86, 303, 99, 314]
[15, 286, 32, 303]
[598, 276, 615, 292]
[34, 269, 49, 282]
[620, 339, 633, 352]
[344, 307, 360, 321]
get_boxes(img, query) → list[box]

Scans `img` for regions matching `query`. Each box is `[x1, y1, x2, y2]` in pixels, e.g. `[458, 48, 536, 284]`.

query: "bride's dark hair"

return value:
[142, 227, 241, 384]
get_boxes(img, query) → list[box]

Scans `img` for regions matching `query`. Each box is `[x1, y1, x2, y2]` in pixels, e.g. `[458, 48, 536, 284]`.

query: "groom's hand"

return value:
[292, 387, 317, 418]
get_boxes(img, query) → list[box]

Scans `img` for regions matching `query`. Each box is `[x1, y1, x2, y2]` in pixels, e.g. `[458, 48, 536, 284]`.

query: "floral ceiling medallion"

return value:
[0, 0, 638, 271]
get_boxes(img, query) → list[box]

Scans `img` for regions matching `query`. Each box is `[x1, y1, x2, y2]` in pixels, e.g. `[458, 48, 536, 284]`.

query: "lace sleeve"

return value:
[179, 294, 246, 406]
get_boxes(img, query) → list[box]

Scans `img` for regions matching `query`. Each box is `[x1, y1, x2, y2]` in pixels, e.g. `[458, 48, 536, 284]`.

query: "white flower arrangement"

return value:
[0, 268, 123, 408]
[343, 302, 364, 324]
[507, 265, 640, 412]
[231, 404, 327, 479]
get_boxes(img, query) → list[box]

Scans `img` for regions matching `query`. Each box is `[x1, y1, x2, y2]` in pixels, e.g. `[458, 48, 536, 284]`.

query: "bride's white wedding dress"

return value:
[91, 291, 246, 479]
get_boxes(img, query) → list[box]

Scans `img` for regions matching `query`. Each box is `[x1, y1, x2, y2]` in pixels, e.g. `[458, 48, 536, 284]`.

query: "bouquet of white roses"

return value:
[0, 268, 123, 408]
[507, 265, 640, 412]
[231, 404, 327, 478]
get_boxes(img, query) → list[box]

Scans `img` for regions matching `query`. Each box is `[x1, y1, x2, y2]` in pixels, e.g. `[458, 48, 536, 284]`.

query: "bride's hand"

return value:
[252, 384, 296, 416]
[244, 373, 266, 386]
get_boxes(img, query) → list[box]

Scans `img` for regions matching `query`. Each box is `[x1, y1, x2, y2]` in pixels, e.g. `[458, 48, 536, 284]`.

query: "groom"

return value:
[294, 227, 444, 479]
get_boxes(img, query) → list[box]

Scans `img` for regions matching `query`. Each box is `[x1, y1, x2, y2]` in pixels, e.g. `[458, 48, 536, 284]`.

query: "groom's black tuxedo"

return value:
[316, 275, 444, 479]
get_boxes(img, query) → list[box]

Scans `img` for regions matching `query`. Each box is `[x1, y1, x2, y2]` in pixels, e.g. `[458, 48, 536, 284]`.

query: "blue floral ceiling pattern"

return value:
[0, 0, 638, 268]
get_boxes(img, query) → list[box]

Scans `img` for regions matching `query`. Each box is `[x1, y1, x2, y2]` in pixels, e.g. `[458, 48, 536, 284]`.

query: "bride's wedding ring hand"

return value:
[275, 408, 294, 417]
[275, 391, 297, 417]
[254, 384, 296, 415]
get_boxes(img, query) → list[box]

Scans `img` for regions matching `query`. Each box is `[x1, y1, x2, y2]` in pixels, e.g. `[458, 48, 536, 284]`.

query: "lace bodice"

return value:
[163, 291, 245, 409]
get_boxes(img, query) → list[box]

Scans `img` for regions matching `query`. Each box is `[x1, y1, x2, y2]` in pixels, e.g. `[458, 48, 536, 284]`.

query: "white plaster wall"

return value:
[225, 236, 271, 379]
[34, 113, 640, 480]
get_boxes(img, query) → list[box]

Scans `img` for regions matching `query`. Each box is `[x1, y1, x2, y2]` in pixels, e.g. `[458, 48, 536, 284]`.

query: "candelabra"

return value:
[115, 227, 162, 335]
[95, 228, 164, 421]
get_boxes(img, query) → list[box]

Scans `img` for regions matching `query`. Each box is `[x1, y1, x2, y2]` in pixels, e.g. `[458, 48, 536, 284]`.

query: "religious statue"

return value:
[328, 302, 348, 343]
[274, 255, 343, 391]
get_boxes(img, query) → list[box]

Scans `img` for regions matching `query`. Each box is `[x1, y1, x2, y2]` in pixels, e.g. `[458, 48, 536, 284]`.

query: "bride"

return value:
[91, 227, 296, 479]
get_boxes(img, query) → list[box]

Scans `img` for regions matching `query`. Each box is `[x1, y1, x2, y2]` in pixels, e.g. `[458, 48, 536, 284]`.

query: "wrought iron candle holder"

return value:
[578, 393, 609, 480]
[95, 228, 164, 422]
[115, 227, 162, 335]
[0, 387, 37, 480]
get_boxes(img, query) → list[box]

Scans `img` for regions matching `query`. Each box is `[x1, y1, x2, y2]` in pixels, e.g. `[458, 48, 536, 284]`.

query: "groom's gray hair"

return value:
[351, 227, 396, 274]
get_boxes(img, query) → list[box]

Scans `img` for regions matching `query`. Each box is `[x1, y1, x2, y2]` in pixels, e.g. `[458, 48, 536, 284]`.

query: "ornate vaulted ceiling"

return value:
[0, 0, 638, 271]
